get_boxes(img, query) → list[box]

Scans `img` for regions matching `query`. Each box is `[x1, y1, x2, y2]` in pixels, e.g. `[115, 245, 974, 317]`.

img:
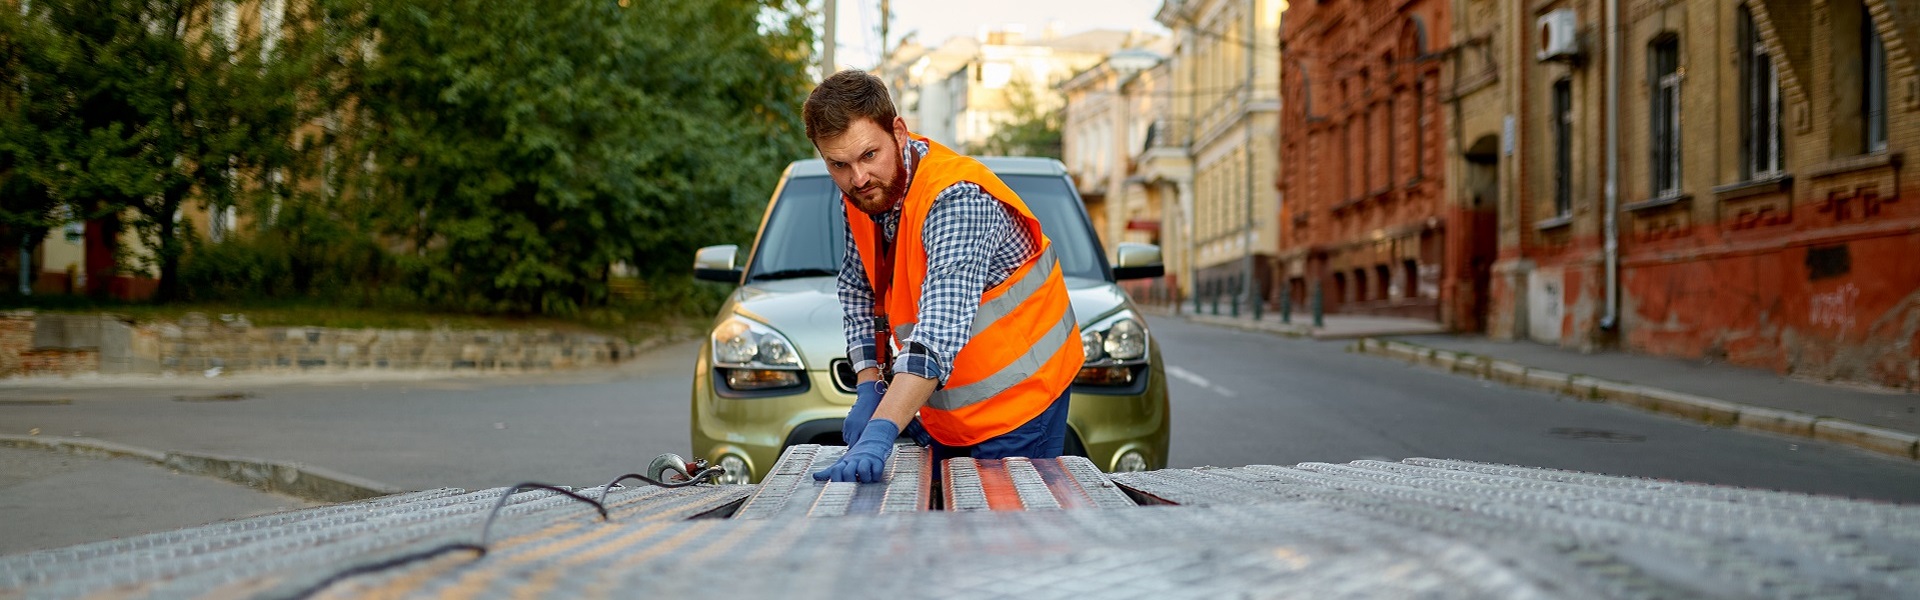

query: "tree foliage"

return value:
[974, 78, 1063, 159]
[346, 0, 817, 314]
[2, 0, 818, 316]
[1, 0, 348, 300]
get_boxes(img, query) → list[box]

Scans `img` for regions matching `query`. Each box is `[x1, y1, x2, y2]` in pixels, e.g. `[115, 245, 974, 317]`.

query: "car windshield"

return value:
[745, 171, 1108, 282]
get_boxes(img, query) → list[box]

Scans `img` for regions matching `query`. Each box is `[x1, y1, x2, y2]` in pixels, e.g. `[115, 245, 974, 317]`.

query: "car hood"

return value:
[716, 276, 1134, 370]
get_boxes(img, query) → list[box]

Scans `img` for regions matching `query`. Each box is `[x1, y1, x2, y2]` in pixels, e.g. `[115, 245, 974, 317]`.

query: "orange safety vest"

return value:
[845, 135, 1083, 447]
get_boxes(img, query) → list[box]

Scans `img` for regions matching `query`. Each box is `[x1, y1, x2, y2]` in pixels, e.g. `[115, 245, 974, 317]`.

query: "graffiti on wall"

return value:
[1809, 284, 1861, 333]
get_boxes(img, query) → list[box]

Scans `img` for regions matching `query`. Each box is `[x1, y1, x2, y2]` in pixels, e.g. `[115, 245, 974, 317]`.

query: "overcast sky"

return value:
[829, 0, 1170, 68]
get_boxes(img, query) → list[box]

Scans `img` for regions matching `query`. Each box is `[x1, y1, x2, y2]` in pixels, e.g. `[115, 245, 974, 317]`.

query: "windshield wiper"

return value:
[750, 268, 838, 281]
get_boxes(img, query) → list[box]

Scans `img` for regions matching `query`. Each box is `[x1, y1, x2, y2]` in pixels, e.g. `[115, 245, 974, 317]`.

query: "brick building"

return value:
[1460, 0, 1920, 389]
[1276, 0, 1484, 327]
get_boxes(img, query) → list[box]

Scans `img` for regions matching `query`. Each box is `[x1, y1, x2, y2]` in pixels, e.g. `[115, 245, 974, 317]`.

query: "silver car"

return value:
[690, 157, 1170, 484]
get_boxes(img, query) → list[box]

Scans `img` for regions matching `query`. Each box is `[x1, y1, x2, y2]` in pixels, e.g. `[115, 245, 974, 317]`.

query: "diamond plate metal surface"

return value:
[5, 455, 1918, 599]
[943, 456, 1135, 511]
[1111, 460, 1920, 599]
[730, 444, 931, 519]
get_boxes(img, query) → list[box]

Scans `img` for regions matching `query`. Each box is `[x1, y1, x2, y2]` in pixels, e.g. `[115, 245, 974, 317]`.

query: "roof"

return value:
[786, 156, 1068, 178]
[8, 448, 1918, 598]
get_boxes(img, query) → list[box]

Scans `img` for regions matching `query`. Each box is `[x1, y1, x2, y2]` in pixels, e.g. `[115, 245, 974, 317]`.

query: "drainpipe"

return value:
[1600, 0, 1620, 331]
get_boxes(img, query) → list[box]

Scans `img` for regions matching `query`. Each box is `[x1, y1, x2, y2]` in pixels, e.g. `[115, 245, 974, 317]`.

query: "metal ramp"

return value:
[3, 448, 1917, 599]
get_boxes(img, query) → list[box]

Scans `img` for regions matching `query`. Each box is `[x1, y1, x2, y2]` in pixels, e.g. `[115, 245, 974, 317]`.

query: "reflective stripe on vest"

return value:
[927, 305, 1077, 411]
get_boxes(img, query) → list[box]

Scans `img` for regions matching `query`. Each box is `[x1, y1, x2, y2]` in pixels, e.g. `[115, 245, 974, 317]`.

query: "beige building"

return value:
[1061, 48, 1189, 305]
[883, 27, 1145, 152]
[1155, 0, 1283, 312]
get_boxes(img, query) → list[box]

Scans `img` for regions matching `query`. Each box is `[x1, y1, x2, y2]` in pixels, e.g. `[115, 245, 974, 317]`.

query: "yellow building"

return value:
[1155, 0, 1284, 312]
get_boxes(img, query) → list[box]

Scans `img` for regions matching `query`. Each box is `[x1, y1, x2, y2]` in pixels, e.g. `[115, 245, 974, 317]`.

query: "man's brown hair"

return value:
[803, 69, 899, 143]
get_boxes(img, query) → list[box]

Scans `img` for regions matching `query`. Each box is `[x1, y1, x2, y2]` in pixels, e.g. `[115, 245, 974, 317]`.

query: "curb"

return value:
[0, 434, 405, 503]
[1350, 338, 1920, 462]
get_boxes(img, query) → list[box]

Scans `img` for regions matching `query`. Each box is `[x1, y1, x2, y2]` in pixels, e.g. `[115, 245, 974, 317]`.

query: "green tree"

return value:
[1, 0, 351, 301]
[0, 7, 62, 286]
[975, 78, 1063, 159]
[347, 0, 817, 314]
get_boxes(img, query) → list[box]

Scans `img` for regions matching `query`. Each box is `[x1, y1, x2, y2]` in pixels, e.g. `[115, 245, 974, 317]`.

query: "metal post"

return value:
[1230, 280, 1240, 317]
[1239, 0, 1258, 329]
[1252, 279, 1263, 320]
[1311, 283, 1324, 328]
[821, 0, 836, 79]
[1279, 283, 1291, 324]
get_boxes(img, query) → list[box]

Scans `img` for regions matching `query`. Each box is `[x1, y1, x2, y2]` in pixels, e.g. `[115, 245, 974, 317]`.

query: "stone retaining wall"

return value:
[0, 311, 641, 378]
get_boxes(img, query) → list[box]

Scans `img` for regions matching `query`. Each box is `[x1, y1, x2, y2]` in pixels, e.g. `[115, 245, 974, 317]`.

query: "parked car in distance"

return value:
[689, 157, 1170, 484]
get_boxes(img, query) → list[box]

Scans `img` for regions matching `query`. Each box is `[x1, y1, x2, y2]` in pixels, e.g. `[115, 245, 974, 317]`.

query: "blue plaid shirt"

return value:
[838, 138, 1040, 385]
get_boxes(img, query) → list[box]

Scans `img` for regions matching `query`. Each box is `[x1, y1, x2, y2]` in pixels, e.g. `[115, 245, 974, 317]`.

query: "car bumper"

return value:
[691, 350, 1169, 483]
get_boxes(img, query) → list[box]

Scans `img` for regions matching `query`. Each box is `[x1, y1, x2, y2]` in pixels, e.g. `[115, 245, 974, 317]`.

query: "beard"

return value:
[847, 153, 911, 216]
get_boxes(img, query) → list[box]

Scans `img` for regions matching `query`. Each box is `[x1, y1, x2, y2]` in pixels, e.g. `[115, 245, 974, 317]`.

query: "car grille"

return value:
[830, 359, 857, 393]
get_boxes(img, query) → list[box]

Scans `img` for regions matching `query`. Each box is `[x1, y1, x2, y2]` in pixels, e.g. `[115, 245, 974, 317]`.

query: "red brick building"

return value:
[1276, 0, 1491, 328]
[1457, 0, 1920, 390]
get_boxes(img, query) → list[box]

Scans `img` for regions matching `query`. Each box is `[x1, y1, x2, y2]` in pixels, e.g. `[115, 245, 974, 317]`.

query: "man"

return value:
[806, 69, 1083, 483]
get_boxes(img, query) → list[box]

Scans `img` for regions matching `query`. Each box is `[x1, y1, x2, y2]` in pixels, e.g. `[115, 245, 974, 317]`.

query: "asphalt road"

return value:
[4, 315, 1920, 504]
[1147, 316, 1920, 502]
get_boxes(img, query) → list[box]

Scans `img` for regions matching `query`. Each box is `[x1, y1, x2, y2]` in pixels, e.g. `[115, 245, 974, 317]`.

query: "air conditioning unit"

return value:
[1537, 9, 1580, 62]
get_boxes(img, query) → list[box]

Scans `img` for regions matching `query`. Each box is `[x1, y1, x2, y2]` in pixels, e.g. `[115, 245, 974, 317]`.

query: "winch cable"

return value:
[282, 476, 663, 600]
[593, 467, 728, 503]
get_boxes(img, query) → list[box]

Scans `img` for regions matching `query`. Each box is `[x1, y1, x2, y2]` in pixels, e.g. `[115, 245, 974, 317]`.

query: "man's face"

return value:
[815, 116, 910, 215]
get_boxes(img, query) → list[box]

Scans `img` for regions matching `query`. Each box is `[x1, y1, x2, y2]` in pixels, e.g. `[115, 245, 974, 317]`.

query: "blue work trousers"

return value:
[905, 389, 1070, 464]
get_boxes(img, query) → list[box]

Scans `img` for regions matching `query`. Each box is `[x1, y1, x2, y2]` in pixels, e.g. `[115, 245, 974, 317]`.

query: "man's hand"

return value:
[813, 419, 900, 483]
[841, 380, 884, 446]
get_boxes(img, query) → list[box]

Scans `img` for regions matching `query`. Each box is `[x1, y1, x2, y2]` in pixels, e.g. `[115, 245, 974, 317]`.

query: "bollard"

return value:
[1280, 289, 1292, 324]
[1311, 286, 1325, 328]
[1251, 291, 1262, 321]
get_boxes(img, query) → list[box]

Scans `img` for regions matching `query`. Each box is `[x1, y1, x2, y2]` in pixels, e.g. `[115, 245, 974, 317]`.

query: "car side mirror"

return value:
[1112, 242, 1165, 280]
[693, 244, 743, 283]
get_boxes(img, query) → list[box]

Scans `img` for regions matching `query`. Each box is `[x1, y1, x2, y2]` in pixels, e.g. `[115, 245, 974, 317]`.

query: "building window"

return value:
[1552, 78, 1573, 217]
[1650, 37, 1682, 197]
[1864, 13, 1888, 153]
[1740, 6, 1782, 178]
[1414, 75, 1429, 180]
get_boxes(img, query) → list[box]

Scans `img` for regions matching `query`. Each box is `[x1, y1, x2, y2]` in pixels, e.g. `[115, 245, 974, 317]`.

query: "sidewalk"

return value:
[1357, 334, 1920, 461]
[0, 446, 317, 555]
[1155, 307, 1920, 462]
[1140, 305, 1446, 340]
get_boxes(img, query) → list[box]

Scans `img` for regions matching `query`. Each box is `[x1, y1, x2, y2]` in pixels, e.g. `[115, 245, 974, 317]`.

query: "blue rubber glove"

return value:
[813, 419, 899, 483]
[842, 380, 884, 446]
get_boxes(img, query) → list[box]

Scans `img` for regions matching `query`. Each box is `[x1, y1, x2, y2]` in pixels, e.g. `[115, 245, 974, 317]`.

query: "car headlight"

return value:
[1077, 310, 1149, 387]
[712, 316, 804, 391]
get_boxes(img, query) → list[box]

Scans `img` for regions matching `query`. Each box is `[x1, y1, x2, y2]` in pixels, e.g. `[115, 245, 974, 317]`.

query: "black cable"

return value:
[277, 542, 485, 600]
[478, 482, 609, 547]
[277, 474, 682, 599]
[593, 467, 728, 504]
